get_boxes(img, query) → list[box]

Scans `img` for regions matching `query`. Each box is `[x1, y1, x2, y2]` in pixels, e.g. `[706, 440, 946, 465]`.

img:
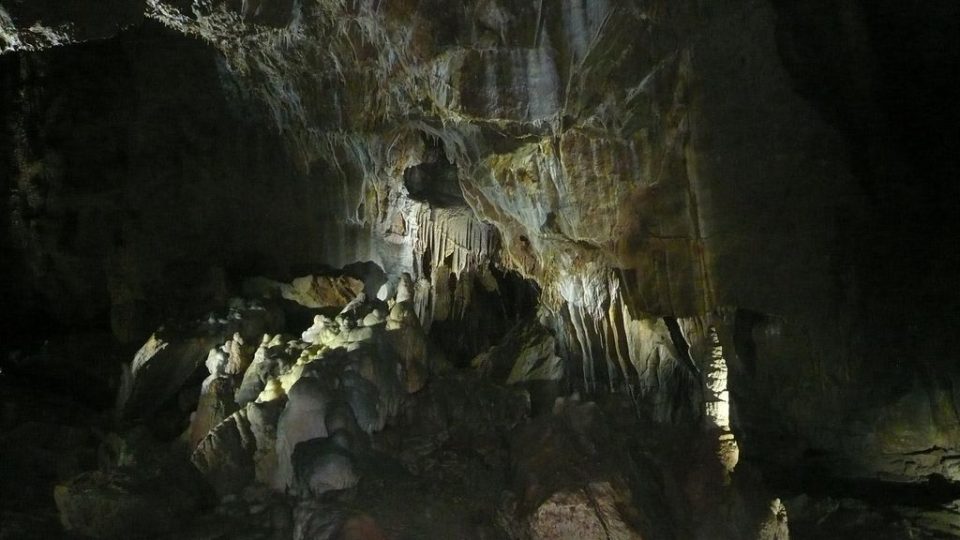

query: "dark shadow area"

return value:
[403, 137, 466, 208]
[0, 20, 309, 359]
[428, 268, 541, 366]
[771, 0, 960, 375]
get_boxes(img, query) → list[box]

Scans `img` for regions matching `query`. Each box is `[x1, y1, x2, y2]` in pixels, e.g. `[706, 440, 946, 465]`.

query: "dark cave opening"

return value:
[0, 20, 311, 356]
[402, 136, 466, 208]
[427, 266, 542, 367]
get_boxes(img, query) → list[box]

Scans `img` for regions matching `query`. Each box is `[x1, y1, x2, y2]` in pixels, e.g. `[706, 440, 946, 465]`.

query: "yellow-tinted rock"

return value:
[281, 275, 364, 310]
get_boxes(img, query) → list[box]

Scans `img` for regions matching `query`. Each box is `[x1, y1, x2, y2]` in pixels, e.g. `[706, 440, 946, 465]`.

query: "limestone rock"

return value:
[187, 376, 238, 449]
[0, 1, 144, 54]
[54, 471, 200, 539]
[472, 320, 563, 385]
[191, 401, 282, 496]
[275, 377, 334, 489]
[324, 400, 367, 450]
[247, 401, 283, 486]
[385, 301, 429, 393]
[292, 433, 359, 497]
[116, 329, 220, 422]
[292, 502, 349, 540]
[281, 275, 364, 310]
[361, 308, 386, 327]
[507, 398, 674, 540]
[223, 333, 254, 376]
[204, 344, 229, 378]
[118, 303, 283, 422]
[344, 345, 403, 419]
[301, 315, 338, 346]
[7, 1, 958, 537]
[236, 336, 282, 406]
[256, 378, 286, 403]
[527, 482, 643, 540]
[191, 411, 256, 496]
[395, 274, 415, 304]
[339, 370, 385, 435]
[756, 498, 790, 540]
[292, 502, 387, 540]
[227, 300, 286, 344]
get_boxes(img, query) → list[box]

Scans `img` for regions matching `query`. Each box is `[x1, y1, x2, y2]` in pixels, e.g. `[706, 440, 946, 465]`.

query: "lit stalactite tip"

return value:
[705, 325, 739, 479]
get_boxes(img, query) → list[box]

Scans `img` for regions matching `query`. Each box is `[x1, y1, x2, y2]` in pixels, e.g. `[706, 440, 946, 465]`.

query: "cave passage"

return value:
[1, 1, 959, 539]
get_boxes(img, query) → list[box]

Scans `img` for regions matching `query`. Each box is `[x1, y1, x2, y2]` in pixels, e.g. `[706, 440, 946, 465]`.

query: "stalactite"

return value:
[406, 203, 501, 336]
[544, 270, 715, 422]
[412, 205, 498, 281]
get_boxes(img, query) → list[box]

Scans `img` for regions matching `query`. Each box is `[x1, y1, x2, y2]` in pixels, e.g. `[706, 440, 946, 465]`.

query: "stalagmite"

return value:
[704, 326, 739, 477]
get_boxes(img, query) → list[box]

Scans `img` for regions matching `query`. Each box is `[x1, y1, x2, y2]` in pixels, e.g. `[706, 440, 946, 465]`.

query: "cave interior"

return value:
[1, 0, 959, 539]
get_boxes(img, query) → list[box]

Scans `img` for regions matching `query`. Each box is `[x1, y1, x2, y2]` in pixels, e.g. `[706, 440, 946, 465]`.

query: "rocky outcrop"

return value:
[191, 399, 283, 496]
[53, 470, 201, 539]
[0, 1, 145, 54]
[279, 274, 365, 310]
[472, 319, 563, 386]
[185, 288, 429, 496]
[505, 399, 650, 539]
[103, 3, 876, 487]
[3, 0, 960, 538]
[116, 299, 282, 422]
[526, 483, 643, 540]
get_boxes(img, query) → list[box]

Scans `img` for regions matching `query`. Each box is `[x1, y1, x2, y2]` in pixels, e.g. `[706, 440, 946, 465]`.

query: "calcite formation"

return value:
[183, 283, 428, 497]
[2, 0, 959, 538]
[86, 2, 887, 487]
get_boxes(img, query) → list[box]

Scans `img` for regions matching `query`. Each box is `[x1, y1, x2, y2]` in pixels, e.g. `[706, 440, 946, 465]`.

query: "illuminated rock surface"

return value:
[1, 0, 959, 538]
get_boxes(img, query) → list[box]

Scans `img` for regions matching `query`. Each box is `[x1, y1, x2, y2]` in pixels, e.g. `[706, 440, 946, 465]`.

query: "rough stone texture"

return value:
[191, 400, 283, 496]
[506, 398, 664, 539]
[527, 483, 643, 540]
[105, 2, 878, 479]
[471, 318, 565, 412]
[116, 329, 220, 422]
[53, 470, 201, 539]
[187, 375, 238, 448]
[384, 299, 430, 393]
[275, 376, 333, 489]
[1, 1, 145, 54]
[280, 274, 365, 310]
[0, 25, 327, 346]
[186, 295, 425, 498]
[291, 434, 359, 497]
[2, 0, 960, 537]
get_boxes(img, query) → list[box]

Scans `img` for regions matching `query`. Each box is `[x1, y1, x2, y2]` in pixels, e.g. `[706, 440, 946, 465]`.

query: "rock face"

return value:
[73, 0, 894, 489]
[191, 400, 283, 496]
[527, 484, 643, 540]
[53, 470, 200, 539]
[186, 292, 427, 496]
[116, 300, 282, 422]
[279, 275, 365, 310]
[2, 0, 960, 538]
[504, 398, 658, 539]
[1, 1, 145, 53]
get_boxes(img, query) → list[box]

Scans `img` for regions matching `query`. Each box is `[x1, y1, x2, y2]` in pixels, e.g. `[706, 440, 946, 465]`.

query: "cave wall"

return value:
[0, 24, 330, 345]
[3, 0, 960, 490]
[1, 1, 145, 53]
